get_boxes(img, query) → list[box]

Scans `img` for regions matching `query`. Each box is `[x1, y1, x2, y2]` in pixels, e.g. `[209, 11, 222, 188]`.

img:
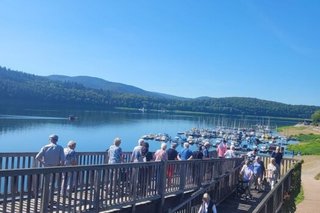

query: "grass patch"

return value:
[277, 125, 320, 137]
[315, 173, 320, 180]
[295, 186, 304, 205]
[278, 126, 320, 155]
[287, 134, 320, 155]
[278, 126, 307, 132]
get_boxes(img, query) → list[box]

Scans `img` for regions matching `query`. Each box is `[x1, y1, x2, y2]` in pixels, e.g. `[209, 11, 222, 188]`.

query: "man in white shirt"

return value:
[36, 134, 65, 167]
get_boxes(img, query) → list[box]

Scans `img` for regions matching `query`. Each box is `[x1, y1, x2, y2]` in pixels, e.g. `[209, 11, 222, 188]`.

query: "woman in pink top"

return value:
[217, 139, 227, 158]
[154, 143, 168, 161]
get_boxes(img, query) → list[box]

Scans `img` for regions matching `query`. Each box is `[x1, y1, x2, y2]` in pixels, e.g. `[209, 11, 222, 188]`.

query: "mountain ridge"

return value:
[46, 74, 187, 100]
[1, 66, 319, 118]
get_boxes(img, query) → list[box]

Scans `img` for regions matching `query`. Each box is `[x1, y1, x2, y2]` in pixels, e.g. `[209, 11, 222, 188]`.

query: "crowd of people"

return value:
[106, 137, 241, 165]
[35, 134, 78, 200]
[34, 134, 243, 169]
[35, 134, 283, 211]
[239, 146, 283, 199]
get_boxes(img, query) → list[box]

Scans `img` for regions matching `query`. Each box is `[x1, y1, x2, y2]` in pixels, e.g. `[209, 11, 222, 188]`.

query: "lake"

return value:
[0, 110, 299, 153]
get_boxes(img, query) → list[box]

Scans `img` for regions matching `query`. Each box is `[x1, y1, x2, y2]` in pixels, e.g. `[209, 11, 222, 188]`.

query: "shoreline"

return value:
[277, 124, 320, 137]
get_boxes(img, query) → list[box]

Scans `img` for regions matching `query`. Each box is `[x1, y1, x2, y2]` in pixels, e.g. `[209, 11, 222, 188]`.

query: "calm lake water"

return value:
[0, 110, 299, 153]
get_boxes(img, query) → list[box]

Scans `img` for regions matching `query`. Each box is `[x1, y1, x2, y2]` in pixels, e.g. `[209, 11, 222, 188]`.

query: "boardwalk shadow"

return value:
[217, 188, 270, 213]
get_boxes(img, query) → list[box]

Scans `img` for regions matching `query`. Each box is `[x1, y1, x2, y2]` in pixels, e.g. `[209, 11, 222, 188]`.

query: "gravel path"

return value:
[295, 155, 320, 213]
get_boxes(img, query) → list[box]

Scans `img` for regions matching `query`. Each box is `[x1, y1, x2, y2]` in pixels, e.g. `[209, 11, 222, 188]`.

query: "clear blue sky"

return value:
[1, 1, 319, 106]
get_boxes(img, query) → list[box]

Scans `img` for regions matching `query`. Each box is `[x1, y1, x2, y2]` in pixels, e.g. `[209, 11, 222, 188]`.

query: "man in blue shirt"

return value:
[253, 156, 265, 192]
[178, 142, 193, 160]
[202, 141, 211, 159]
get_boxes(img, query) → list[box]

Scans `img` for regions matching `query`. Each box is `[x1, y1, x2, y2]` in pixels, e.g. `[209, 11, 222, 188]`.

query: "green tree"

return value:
[311, 110, 320, 124]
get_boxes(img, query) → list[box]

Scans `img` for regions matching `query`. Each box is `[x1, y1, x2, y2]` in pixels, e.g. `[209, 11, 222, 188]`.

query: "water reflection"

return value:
[0, 110, 299, 153]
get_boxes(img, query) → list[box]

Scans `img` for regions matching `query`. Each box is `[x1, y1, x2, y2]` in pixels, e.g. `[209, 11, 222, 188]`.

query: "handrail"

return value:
[0, 156, 243, 213]
[168, 183, 216, 213]
[168, 163, 242, 213]
[0, 150, 219, 170]
[0, 151, 134, 170]
[252, 159, 302, 213]
[167, 157, 299, 213]
[0, 151, 299, 213]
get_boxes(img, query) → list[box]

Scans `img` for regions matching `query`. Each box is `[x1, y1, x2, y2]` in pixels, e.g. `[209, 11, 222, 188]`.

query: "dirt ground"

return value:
[295, 155, 320, 213]
[280, 124, 320, 136]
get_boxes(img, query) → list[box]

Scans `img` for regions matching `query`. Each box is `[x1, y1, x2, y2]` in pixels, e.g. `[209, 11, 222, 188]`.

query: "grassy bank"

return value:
[277, 125, 320, 155]
[295, 187, 304, 205]
[277, 126, 320, 209]
[278, 125, 320, 136]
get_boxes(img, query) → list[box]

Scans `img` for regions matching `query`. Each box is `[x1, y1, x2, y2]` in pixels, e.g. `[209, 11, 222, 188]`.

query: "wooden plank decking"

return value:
[217, 186, 271, 213]
[0, 152, 300, 213]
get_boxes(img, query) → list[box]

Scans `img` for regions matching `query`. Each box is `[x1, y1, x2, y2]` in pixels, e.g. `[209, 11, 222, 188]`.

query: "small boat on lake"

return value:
[68, 115, 77, 121]
[141, 134, 156, 140]
[141, 133, 171, 142]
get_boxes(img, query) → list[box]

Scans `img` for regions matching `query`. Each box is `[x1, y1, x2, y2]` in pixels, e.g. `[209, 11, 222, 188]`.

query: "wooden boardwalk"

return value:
[0, 152, 301, 213]
[217, 186, 270, 212]
[168, 157, 301, 213]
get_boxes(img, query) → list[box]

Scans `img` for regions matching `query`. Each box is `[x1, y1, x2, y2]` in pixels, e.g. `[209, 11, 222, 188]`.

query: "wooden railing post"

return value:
[158, 160, 167, 213]
[32, 155, 37, 168]
[40, 173, 50, 213]
[104, 152, 108, 164]
[93, 169, 102, 212]
[179, 163, 186, 191]
[198, 160, 204, 188]
[131, 165, 139, 213]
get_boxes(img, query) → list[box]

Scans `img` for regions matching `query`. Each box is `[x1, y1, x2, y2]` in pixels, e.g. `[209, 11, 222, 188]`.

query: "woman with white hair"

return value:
[64, 140, 77, 166]
[267, 158, 279, 189]
[198, 192, 217, 213]
[153, 143, 168, 161]
[131, 138, 145, 162]
[108, 137, 123, 164]
[239, 159, 254, 199]
[224, 145, 236, 158]
[61, 140, 77, 196]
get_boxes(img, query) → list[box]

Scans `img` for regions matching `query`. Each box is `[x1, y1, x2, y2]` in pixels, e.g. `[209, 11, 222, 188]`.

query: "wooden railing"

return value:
[0, 152, 134, 170]
[0, 153, 243, 213]
[0, 152, 299, 213]
[168, 162, 242, 213]
[252, 158, 302, 213]
[168, 157, 300, 213]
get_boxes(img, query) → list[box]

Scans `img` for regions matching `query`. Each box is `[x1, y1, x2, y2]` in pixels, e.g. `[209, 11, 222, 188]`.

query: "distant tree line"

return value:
[1, 66, 319, 118]
[312, 110, 320, 124]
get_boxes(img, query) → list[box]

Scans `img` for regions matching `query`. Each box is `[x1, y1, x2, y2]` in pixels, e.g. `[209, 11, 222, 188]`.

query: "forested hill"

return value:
[46, 75, 185, 100]
[0, 66, 319, 118]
